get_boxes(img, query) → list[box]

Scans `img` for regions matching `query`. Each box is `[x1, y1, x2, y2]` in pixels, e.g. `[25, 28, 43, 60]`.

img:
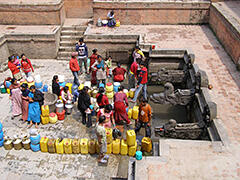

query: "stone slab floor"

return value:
[0, 24, 240, 179]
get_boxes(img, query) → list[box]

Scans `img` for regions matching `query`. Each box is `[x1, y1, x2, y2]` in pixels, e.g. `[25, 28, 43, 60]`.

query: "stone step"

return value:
[85, 34, 138, 40]
[60, 35, 83, 41]
[59, 46, 75, 52]
[85, 38, 137, 44]
[62, 26, 87, 31]
[61, 30, 85, 36]
[60, 41, 76, 46]
[57, 57, 69, 61]
[58, 51, 73, 57]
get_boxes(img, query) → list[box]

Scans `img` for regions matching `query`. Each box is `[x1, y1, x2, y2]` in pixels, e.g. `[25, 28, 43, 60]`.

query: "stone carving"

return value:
[155, 119, 202, 140]
[150, 82, 193, 105]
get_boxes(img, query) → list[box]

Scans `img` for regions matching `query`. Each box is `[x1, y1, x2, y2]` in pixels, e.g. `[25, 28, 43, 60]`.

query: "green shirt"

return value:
[106, 59, 112, 68]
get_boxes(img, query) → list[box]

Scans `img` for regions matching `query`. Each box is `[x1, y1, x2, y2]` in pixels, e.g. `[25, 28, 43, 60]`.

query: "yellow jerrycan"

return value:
[80, 138, 88, 154]
[55, 138, 64, 154]
[141, 137, 152, 153]
[41, 105, 49, 116]
[64, 138, 72, 154]
[72, 139, 80, 154]
[88, 139, 96, 154]
[41, 115, 50, 125]
[47, 139, 56, 153]
[120, 139, 128, 155]
[65, 83, 73, 94]
[128, 141, 137, 157]
[132, 106, 139, 120]
[126, 130, 136, 146]
[96, 141, 100, 154]
[128, 108, 133, 119]
[106, 128, 113, 144]
[107, 142, 112, 154]
[112, 139, 120, 154]
[40, 136, 48, 152]
[129, 88, 135, 99]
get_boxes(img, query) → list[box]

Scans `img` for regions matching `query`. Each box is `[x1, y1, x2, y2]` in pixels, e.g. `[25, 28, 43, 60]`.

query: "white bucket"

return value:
[58, 75, 65, 83]
[84, 81, 91, 88]
[34, 75, 41, 83]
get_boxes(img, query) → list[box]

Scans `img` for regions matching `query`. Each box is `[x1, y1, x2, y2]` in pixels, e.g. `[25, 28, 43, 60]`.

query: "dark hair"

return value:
[8, 56, 13, 61]
[141, 98, 148, 103]
[99, 115, 106, 124]
[83, 86, 89, 92]
[92, 49, 97, 53]
[53, 75, 58, 82]
[97, 55, 102, 59]
[135, 46, 140, 50]
[11, 78, 16, 84]
[64, 86, 69, 91]
[118, 85, 124, 92]
[30, 85, 36, 90]
[107, 56, 112, 59]
[140, 61, 145, 66]
[21, 54, 25, 58]
[105, 104, 112, 112]
[136, 58, 142, 64]
[97, 87, 105, 104]
[79, 38, 83, 42]
[21, 83, 28, 89]
[110, 10, 114, 16]
[117, 62, 121, 67]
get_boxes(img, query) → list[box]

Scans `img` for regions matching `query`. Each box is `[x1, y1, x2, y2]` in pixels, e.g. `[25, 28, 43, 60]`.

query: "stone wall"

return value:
[6, 27, 61, 59]
[0, 0, 65, 25]
[209, 4, 240, 64]
[64, 0, 93, 18]
[93, 0, 210, 25]
[0, 36, 10, 64]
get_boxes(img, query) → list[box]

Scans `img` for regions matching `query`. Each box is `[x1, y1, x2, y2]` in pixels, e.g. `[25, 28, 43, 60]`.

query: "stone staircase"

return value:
[57, 23, 88, 61]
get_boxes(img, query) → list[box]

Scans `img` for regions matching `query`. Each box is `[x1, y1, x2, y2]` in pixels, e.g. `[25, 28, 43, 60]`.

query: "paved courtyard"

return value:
[0, 24, 240, 179]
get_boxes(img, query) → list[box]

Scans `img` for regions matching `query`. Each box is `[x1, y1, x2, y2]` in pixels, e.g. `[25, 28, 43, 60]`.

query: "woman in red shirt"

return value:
[90, 49, 98, 85]
[96, 87, 109, 109]
[8, 56, 22, 80]
[21, 54, 34, 78]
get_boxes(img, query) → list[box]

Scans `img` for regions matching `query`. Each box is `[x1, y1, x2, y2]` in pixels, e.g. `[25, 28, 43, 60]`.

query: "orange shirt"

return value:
[138, 104, 151, 123]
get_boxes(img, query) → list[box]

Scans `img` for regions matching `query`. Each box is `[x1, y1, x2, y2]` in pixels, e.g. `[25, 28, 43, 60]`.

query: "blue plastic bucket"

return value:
[113, 82, 120, 92]
[30, 143, 40, 152]
[0, 131, 3, 140]
[6, 81, 11, 88]
[0, 138, 4, 147]
[35, 82, 43, 89]
[30, 134, 41, 145]
[59, 82, 66, 88]
[136, 151, 142, 160]
[0, 122, 2, 132]
[43, 85, 48, 92]
[99, 83, 105, 88]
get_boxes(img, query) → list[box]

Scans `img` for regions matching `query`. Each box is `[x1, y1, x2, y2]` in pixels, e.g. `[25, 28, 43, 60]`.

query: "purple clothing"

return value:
[11, 88, 22, 116]
[114, 92, 128, 105]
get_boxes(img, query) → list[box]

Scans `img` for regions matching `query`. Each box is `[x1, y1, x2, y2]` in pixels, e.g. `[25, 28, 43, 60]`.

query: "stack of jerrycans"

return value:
[126, 130, 137, 156]
[41, 105, 50, 125]
[72, 139, 80, 154]
[55, 138, 64, 154]
[105, 128, 112, 154]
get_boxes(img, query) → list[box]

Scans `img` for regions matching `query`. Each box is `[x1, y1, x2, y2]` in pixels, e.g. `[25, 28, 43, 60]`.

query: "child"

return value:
[60, 86, 72, 105]
[13, 55, 21, 71]
[105, 56, 112, 78]
[96, 115, 109, 163]
[135, 99, 152, 137]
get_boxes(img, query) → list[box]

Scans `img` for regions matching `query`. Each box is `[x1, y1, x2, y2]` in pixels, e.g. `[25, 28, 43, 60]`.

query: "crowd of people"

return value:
[5, 38, 152, 163]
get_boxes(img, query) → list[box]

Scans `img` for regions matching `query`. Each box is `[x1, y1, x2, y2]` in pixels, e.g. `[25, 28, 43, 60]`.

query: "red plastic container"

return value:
[56, 110, 65, 120]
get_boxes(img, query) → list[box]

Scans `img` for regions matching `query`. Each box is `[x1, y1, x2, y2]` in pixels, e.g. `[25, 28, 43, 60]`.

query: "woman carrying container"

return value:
[114, 85, 131, 125]
[96, 87, 109, 109]
[20, 54, 34, 78]
[97, 104, 116, 128]
[20, 83, 30, 122]
[9, 78, 22, 120]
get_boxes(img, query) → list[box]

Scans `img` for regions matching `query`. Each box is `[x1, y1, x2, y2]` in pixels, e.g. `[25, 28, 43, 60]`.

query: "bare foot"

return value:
[28, 123, 33, 128]
[35, 123, 38, 128]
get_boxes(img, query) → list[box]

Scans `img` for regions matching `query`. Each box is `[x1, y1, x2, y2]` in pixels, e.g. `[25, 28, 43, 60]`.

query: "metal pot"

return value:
[65, 100, 73, 115]
[56, 100, 64, 113]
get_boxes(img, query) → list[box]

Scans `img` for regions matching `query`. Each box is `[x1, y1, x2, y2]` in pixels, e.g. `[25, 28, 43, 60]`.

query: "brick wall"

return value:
[64, 0, 93, 18]
[209, 5, 240, 64]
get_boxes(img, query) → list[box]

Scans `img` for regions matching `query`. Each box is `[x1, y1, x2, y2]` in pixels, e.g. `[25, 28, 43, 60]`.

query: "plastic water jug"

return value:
[129, 88, 135, 99]
[72, 139, 80, 154]
[65, 83, 73, 94]
[40, 136, 49, 152]
[106, 82, 113, 92]
[88, 139, 96, 154]
[120, 139, 128, 155]
[55, 138, 64, 154]
[41, 115, 49, 125]
[30, 143, 40, 152]
[30, 134, 41, 145]
[0, 138, 4, 147]
[141, 137, 152, 153]
[7, 88, 10, 94]
[64, 138, 73, 154]
[132, 106, 139, 120]
[126, 130, 136, 146]
[112, 139, 120, 154]
[128, 141, 137, 157]
[80, 138, 88, 154]
[48, 139, 56, 153]
[0, 122, 2, 132]
[106, 128, 113, 144]
[106, 92, 114, 99]
[136, 151, 142, 160]
[113, 82, 120, 92]
[4, 139, 13, 150]
[35, 82, 43, 89]
[49, 112, 57, 124]
[5, 81, 11, 88]
[22, 138, 31, 150]
[56, 110, 65, 120]
[41, 105, 50, 117]
[56, 100, 64, 113]
[107, 142, 112, 154]
[0, 131, 3, 140]
[43, 85, 48, 92]
[123, 89, 129, 98]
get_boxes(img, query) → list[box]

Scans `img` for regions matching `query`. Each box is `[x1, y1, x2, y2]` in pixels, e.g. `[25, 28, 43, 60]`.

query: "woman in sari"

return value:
[20, 83, 30, 122]
[9, 78, 22, 120]
[28, 85, 41, 128]
[114, 85, 131, 125]
[97, 104, 116, 128]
